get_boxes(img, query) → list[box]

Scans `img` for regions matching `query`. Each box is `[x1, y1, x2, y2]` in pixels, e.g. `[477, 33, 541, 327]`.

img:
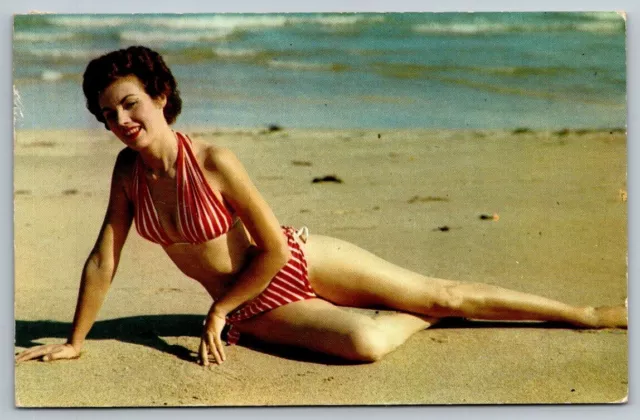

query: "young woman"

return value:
[16, 46, 627, 366]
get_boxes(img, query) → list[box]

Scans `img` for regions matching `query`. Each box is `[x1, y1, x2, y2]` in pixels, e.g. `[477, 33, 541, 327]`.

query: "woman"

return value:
[16, 46, 627, 366]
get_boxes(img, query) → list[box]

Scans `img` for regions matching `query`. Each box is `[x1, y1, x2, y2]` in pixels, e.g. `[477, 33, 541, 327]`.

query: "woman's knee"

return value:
[429, 282, 488, 315]
[345, 323, 390, 362]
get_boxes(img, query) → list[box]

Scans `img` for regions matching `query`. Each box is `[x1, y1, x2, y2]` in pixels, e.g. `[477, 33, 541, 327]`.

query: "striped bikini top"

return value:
[131, 132, 236, 246]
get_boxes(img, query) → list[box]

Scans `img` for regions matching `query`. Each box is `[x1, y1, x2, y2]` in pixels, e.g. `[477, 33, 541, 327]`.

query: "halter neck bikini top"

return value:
[131, 132, 236, 246]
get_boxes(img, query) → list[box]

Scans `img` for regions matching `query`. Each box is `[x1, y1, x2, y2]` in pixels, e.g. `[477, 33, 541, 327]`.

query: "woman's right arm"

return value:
[16, 150, 134, 362]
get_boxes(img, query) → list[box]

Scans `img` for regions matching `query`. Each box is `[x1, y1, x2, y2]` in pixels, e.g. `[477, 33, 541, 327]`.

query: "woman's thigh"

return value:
[233, 298, 383, 360]
[302, 234, 456, 312]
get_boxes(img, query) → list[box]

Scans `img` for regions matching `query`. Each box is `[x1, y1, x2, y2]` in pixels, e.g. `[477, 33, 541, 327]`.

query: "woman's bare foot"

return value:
[591, 305, 628, 328]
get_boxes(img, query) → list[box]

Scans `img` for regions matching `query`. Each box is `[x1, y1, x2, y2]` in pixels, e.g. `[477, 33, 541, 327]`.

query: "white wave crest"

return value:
[41, 70, 64, 81]
[45, 16, 134, 28]
[14, 31, 78, 42]
[144, 14, 383, 30]
[574, 21, 625, 33]
[44, 13, 385, 32]
[136, 15, 289, 30]
[413, 22, 503, 35]
[298, 14, 385, 26]
[267, 59, 334, 71]
[581, 12, 625, 21]
[24, 47, 105, 61]
[45, 14, 281, 30]
[213, 48, 261, 58]
[413, 20, 623, 35]
[119, 29, 232, 43]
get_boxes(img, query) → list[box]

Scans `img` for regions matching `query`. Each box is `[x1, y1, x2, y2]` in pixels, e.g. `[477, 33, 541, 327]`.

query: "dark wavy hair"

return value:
[82, 46, 182, 129]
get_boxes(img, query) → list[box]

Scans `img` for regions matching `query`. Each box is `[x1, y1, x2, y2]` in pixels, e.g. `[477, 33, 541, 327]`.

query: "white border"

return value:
[3, 1, 637, 419]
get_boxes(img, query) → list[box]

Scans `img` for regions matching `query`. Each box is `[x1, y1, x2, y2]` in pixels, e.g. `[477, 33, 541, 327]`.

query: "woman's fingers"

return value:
[16, 344, 77, 362]
[16, 345, 54, 362]
[42, 347, 64, 362]
[200, 334, 223, 366]
[15, 349, 35, 362]
[198, 339, 209, 366]
[214, 334, 226, 362]
[206, 333, 223, 365]
[199, 313, 227, 366]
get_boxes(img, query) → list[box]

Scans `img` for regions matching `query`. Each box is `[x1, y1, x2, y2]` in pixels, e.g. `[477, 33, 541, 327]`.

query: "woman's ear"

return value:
[155, 94, 168, 109]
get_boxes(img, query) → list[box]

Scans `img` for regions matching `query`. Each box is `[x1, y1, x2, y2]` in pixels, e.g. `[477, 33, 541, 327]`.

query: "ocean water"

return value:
[13, 12, 626, 130]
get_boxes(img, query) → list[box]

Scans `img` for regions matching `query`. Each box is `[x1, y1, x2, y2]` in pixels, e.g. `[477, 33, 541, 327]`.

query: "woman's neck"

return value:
[138, 127, 179, 177]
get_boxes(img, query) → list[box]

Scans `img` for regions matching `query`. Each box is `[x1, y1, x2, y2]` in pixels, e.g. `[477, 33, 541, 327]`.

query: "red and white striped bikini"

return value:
[131, 132, 316, 344]
[131, 131, 235, 246]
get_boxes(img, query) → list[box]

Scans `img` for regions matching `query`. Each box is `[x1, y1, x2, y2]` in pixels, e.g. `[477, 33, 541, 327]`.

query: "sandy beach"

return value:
[14, 127, 627, 406]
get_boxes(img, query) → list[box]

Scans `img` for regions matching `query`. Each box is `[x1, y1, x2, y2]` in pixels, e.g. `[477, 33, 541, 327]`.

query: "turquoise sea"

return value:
[13, 12, 626, 130]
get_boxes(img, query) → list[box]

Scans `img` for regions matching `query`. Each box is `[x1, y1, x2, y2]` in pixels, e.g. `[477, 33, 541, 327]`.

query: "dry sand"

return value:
[14, 127, 628, 406]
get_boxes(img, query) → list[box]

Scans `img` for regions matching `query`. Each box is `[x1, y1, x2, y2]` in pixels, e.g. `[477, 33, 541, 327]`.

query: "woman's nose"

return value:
[117, 110, 131, 126]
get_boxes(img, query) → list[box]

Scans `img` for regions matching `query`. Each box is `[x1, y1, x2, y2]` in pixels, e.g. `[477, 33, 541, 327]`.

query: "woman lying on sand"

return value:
[16, 46, 627, 366]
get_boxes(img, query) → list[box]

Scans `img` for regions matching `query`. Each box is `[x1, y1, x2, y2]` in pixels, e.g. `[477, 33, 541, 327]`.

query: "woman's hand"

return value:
[15, 343, 80, 363]
[198, 306, 227, 366]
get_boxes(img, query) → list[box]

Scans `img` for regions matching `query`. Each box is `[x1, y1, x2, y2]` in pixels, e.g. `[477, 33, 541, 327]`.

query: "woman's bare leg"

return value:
[234, 298, 439, 362]
[302, 235, 627, 329]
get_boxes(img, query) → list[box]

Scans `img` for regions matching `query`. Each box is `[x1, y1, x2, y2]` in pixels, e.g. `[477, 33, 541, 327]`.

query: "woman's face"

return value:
[98, 75, 168, 149]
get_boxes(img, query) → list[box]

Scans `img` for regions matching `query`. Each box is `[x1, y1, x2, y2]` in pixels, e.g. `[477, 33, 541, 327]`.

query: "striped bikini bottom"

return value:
[225, 226, 316, 345]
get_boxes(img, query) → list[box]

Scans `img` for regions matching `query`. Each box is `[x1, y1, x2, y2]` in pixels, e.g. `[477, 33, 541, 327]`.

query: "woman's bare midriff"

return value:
[162, 221, 258, 299]
[160, 222, 310, 301]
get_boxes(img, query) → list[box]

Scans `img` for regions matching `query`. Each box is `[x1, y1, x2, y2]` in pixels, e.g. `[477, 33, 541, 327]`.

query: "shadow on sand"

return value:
[15, 315, 577, 366]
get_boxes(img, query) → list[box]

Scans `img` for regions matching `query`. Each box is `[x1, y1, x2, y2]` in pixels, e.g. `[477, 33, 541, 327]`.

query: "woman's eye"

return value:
[124, 101, 137, 109]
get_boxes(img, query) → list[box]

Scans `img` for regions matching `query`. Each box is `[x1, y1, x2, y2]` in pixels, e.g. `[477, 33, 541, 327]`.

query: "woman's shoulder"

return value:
[188, 136, 239, 175]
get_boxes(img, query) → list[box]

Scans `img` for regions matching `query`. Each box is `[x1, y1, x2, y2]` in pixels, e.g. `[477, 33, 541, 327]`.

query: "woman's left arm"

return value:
[199, 146, 291, 365]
